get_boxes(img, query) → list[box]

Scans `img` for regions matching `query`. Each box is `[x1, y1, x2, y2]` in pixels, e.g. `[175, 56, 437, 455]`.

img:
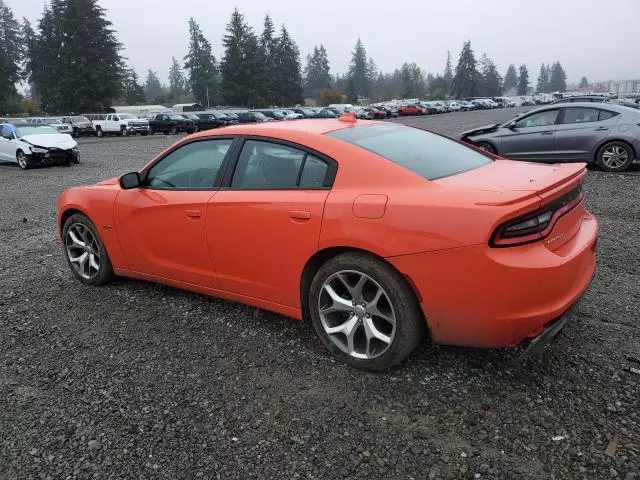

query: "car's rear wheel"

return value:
[170, 126, 178, 135]
[62, 213, 114, 286]
[96, 127, 104, 138]
[475, 141, 497, 154]
[309, 252, 425, 370]
[17, 150, 31, 169]
[596, 141, 634, 172]
[120, 127, 129, 137]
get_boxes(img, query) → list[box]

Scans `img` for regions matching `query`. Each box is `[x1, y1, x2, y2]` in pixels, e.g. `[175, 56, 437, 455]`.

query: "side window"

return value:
[146, 139, 233, 190]
[1, 125, 12, 139]
[299, 155, 329, 188]
[598, 109, 618, 121]
[561, 107, 600, 124]
[113, 115, 119, 121]
[515, 109, 559, 128]
[232, 140, 305, 189]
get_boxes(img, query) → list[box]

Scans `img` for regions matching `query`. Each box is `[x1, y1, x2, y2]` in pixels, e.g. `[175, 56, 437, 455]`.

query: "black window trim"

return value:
[220, 135, 338, 190]
[139, 136, 242, 191]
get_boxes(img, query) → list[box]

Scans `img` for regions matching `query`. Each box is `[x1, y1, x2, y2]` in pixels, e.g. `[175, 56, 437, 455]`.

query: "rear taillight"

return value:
[491, 186, 583, 247]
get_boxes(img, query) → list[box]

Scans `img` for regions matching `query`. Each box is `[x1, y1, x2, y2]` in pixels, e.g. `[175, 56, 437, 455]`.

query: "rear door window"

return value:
[598, 109, 618, 121]
[561, 107, 600, 124]
[328, 124, 491, 180]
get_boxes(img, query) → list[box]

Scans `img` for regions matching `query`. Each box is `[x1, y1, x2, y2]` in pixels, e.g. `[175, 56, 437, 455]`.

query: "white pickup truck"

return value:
[91, 114, 150, 137]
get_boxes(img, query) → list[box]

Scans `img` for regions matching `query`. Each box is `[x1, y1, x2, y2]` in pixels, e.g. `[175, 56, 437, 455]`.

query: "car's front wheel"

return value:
[62, 213, 114, 286]
[17, 150, 31, 169]
[596, 141, 634, 172]
[309, 252, 425, 370]
[475, 141, 497, 155]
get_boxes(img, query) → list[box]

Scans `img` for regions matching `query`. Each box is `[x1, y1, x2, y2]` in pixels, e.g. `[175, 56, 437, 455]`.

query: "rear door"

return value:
[554, 107, 620, 161]
[207, 138, 336, 308]
[500, 108, 560, 161]
[0, 124, 16, 161]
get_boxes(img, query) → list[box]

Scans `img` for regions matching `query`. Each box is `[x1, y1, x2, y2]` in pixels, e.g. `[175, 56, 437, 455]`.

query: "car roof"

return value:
[189, 118, 375, 139]
[539, 102, 630, 112]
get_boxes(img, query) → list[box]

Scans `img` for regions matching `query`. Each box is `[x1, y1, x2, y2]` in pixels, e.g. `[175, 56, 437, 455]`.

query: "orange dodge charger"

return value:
[57, 115, 598, 370]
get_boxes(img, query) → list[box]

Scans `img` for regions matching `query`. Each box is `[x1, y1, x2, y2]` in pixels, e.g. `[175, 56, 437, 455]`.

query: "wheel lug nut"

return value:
[352, 301, 356, 306]
[365, 313, 370, 318]
[361, 302, 366, 307]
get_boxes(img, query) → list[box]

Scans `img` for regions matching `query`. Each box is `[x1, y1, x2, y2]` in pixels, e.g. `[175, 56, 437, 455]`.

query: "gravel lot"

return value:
[1, 107, 639, 480]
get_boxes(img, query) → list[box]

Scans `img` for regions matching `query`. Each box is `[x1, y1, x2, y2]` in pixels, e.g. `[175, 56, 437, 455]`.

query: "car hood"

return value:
[460, 124, 501, 138]
[437, 159, 586, 205]
[95, 176, 120, 186]
[20, 134, 77, 149]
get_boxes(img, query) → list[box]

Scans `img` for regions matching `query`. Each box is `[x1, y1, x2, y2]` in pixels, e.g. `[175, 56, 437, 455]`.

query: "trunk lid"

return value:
[436, 159, 585, 205]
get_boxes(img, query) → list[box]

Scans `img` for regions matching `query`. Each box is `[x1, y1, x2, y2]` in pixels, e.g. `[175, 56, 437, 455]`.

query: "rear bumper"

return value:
[518, 299, 579, 360]
[387, 212, 598, 348]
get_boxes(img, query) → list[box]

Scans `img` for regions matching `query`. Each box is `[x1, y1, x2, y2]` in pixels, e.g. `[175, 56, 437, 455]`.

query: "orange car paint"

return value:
[57, 119, 598, 348]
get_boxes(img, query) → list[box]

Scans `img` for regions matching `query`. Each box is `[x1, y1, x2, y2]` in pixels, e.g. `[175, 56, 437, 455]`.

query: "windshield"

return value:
[119, 114, 135, 119]
[169, 115, 185, 120]
[16, 125, 60, 136]
[184, 114, 199, 119]
[72, 116, 90, 122]
[253, 112, 267, 120]
[213, 112, 228, 118]
[328, 123, 491, 180]
[226, 113, 239, 119]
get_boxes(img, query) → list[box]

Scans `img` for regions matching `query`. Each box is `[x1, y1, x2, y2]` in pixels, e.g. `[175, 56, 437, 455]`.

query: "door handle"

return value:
[594, 127, 608, 131]
[185, 209, 201, 218]
[289, 210, 311, 220]
[540, 131, 554, 135]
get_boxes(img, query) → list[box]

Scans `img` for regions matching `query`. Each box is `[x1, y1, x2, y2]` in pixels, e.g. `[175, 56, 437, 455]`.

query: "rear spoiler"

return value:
[460, 123, 501, 138]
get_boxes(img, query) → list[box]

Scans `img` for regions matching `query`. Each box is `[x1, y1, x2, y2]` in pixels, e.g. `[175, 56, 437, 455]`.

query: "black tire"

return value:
[170, 126, 178, 135]
[120, 127, 129, 137]
[149, 127, 155, 135]
[62, 213, 114, 286]
[141, 131, 149, 136]
[475, 141, 497, 155]
[72, 128, 79, 138]
[96, 127, 104, 138]
[596, 141, 634, 172]
[308, 252, 425, 371]
[16, 150, 31, 170]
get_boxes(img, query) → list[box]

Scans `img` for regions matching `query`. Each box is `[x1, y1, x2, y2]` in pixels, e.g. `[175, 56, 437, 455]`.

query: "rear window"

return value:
[327, 124, 491, 180]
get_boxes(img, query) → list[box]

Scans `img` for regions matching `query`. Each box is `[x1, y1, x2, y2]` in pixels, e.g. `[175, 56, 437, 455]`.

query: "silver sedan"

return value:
[461, 102, 640, 172]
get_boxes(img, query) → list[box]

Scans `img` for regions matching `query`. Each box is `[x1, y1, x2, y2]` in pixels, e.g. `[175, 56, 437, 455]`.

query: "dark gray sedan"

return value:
[461, 103, 640, 172]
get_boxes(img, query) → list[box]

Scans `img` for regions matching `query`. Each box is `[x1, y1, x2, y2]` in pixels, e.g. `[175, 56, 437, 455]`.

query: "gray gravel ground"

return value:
[1, 108, 639, 479]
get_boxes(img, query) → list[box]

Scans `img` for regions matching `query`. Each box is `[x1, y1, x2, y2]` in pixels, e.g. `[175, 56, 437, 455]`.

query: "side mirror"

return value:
[507, 123, 517, 130]
[120, 172, 142, 189]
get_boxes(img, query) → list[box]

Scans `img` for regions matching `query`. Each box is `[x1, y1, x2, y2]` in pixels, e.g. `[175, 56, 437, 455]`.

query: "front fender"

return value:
[57, 186, 129, 269]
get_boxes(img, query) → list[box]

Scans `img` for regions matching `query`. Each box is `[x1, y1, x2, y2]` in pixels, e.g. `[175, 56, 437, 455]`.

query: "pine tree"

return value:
[548, 61, 567, 92]
[258, 14, 276, 105]
[169, 57, 187, 100]
[0, 0, 24, 112]
[536, 63, 549, 93]
[272, 25, 302, 106]
[304, 44, 331, 100]
[502, 64, 517, 92]
[451, 41, 479, 99]
[31, 0, 123, 113]
[144, 70, 163, 103]
[517, 64, 529, 95]
[479, 54, 502, 97]
[120, 67, 144, 105]
[220, 8, 262, 106]
[443, 49, 453, 93]
[347, 39, 369, 100]
[184, 18, 218, 107]
[579, 76, 589, 88]
[400, 62, 425, 98]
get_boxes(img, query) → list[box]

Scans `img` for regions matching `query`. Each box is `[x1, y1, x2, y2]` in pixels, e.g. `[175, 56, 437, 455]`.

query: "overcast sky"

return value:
[11, 0, 640, 86]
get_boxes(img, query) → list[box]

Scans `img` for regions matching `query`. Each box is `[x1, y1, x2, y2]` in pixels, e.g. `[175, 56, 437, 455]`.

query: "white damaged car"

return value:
[0, 122, 79, 169]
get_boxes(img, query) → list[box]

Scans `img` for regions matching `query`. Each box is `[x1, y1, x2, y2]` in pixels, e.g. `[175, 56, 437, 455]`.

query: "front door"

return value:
[500, 108, 560, 161]
[208, 139, 333, 308]
[114, 138, 234, 287]
[0, 124, 17, 161]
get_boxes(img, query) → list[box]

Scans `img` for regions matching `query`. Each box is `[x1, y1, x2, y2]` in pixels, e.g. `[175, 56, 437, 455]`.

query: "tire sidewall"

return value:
[17, 150, 30, 169]
[597, 141, 633, 172]
[62, 213, 114, 286]
[308, 253, 424, 370]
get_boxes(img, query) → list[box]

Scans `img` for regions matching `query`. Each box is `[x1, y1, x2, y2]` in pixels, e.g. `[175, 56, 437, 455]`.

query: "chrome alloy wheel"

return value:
[17, 151, 28, 169]
[601, 145, 629, 169]
[318, 270, 396, 359]
[65, 223, 100, 280]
